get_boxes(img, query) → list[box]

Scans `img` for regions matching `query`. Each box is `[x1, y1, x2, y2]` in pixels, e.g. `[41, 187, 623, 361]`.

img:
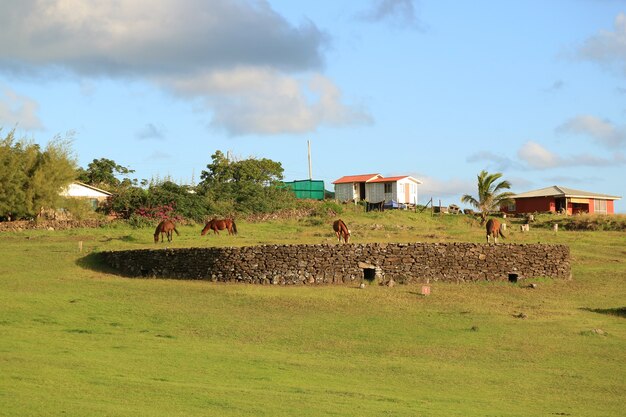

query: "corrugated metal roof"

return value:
[332, 174, 381, 184]
[513, 185, 621, 200]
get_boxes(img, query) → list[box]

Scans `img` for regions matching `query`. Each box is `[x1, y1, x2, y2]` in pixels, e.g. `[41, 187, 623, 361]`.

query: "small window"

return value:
[594, 199, 607, 214]
[507, 202, 516, 212]
[384, 183, 392, 193]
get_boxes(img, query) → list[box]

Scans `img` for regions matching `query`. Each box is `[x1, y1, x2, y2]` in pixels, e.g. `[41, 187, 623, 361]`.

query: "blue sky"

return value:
[1, 0, 625, 211]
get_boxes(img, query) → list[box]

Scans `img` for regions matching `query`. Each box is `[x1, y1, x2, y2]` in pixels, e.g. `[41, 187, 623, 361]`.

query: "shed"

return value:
[501, 185, 621, 215]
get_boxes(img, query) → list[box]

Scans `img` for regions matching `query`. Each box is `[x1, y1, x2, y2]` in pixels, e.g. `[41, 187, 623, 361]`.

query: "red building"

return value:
[501, 186, 621, 215]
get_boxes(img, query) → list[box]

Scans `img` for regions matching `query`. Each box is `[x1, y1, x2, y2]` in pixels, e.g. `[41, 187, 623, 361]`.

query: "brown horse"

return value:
[333, 219, 350, 243]
[486, 218, 505, 243]
[201, 218, 237, 236]
[154, 220, 179, 243]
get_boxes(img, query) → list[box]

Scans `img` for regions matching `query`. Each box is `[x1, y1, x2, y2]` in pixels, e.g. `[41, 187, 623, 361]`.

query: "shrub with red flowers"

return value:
[134, 203, 184, 223]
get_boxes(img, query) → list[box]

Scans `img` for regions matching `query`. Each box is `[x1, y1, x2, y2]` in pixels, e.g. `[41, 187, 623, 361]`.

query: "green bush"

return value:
[127, 213, 156, 229]
[57, 197, 103, 220]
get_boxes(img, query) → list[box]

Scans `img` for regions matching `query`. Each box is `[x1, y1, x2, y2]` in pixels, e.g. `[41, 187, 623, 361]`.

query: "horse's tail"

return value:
[231, 220, 237, 235]
[174, 227, 180, 235]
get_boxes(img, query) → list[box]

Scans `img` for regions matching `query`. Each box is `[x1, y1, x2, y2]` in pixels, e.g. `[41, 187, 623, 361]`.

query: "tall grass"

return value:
[0, 211, 624, 416]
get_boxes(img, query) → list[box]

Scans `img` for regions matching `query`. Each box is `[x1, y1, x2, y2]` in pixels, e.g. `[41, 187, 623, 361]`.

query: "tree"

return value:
[146, 181, 207, 222]
[26, 135, 78, 216]
[0, 130, 29, 219]
[461, 170, 514, 223]
[198, 150, 294, 214]
[0, 129, 77, 220]
[77, 158, 135, 189]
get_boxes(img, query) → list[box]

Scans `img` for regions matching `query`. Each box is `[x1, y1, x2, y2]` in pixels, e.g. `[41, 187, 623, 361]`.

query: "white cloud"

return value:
[0, 0, 370, 135]
[517, 140, 625, 169]
[412, 174, 474, 199]
[577, 12, 626, 75]
[0, 0, 326, 77]
[136, 123, 166, 140]
[359, 0, 422, 29]
[557, 115, 626, 149]
[0, 86, 43, 130]
[146, 151, 172, 161]
[517, 141, 563, 169]
[163, 68, 372, 136]
[466, 151, 518, 171]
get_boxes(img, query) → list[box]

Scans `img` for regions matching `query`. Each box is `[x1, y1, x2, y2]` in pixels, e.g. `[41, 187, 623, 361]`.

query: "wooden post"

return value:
[553, 224, 558, 233]
[78, 241, 83, 252]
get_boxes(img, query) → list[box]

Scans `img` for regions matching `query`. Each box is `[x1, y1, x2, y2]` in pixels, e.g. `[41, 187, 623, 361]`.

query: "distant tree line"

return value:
[1, 128, 516, 225]
[87, 150, 298, 224]
[1, 129, 298, 223]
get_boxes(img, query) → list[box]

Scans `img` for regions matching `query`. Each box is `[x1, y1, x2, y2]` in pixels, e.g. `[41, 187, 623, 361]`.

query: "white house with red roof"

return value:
[332, 173, 422, 205]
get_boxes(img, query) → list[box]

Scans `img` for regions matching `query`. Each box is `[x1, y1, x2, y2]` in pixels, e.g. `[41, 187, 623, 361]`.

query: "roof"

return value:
[61, 181, 113, 197]
[369, 175, 422, 184]
[332, 174, 381, 184]
[512, 186, 621, 200]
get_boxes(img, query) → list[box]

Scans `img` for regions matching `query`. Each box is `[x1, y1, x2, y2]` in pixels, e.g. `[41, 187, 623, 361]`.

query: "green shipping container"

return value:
[284, 180, 325, 200]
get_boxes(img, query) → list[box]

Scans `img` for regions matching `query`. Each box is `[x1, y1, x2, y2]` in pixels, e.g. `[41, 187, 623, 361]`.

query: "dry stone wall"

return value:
[100, 242, 571, 285]
[0, 219, 107, 232]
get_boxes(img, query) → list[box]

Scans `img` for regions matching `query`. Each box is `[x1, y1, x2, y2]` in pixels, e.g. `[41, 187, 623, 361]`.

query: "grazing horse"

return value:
[485, 218, 505, 243]
[154, 220, 179, 243]
[333, 219, 351, 243]
[201, 218, 237, 236]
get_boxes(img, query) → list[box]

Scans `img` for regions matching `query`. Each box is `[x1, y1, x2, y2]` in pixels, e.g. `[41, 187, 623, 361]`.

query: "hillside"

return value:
[1, 209, 624, 416]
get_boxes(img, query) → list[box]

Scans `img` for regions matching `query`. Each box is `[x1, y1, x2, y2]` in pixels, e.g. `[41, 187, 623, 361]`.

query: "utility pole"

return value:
[307, 140, 313, 180]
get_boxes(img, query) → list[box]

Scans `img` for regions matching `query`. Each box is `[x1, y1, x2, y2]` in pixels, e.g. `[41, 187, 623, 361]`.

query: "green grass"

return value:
[1, 211, 625, 416]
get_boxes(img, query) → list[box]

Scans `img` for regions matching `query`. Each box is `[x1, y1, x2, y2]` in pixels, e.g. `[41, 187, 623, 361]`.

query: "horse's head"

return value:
[153, 233, 159, 243]
[200, 222, 211, 236]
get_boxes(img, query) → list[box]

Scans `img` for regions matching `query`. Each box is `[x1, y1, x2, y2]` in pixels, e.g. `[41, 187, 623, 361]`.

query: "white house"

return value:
[367, 176, 422, 206]
[60, 182, 112, 209]
[332, 174, 422, 206]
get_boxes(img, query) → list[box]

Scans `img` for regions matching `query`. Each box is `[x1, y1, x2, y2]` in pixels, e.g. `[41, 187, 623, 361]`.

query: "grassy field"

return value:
[1, 210, 624, 416]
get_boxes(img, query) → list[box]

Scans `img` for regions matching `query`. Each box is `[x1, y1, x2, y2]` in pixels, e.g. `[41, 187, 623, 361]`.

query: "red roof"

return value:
[369, 176, 411, 183]
[332, 174, 381, 184]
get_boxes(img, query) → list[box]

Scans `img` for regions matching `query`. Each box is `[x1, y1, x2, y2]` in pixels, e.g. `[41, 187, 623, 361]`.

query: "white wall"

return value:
[61, 183, 110, 198]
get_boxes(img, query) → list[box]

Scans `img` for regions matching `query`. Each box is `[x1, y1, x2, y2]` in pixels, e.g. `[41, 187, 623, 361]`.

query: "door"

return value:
[359, 183, 366, 200]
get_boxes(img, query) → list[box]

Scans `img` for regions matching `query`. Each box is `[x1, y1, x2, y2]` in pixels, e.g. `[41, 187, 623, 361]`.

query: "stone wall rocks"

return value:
[100, 242, 571, 285]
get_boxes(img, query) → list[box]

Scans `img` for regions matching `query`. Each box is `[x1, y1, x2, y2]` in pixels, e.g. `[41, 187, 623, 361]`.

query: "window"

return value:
[506, 202, 516, 212]
[384, 183, 392, 193]
[594, 199, 607, 214]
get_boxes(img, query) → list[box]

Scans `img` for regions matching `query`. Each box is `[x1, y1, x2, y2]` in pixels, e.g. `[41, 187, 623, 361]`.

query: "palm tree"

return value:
[461, 170, 514, 224]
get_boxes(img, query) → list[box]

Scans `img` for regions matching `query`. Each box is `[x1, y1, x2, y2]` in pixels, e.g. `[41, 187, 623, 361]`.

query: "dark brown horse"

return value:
[333, 219, 350, 243]
[486, 218, 505, 243]
[201, 218, 237, 236]
[154, 220, 179, 243]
